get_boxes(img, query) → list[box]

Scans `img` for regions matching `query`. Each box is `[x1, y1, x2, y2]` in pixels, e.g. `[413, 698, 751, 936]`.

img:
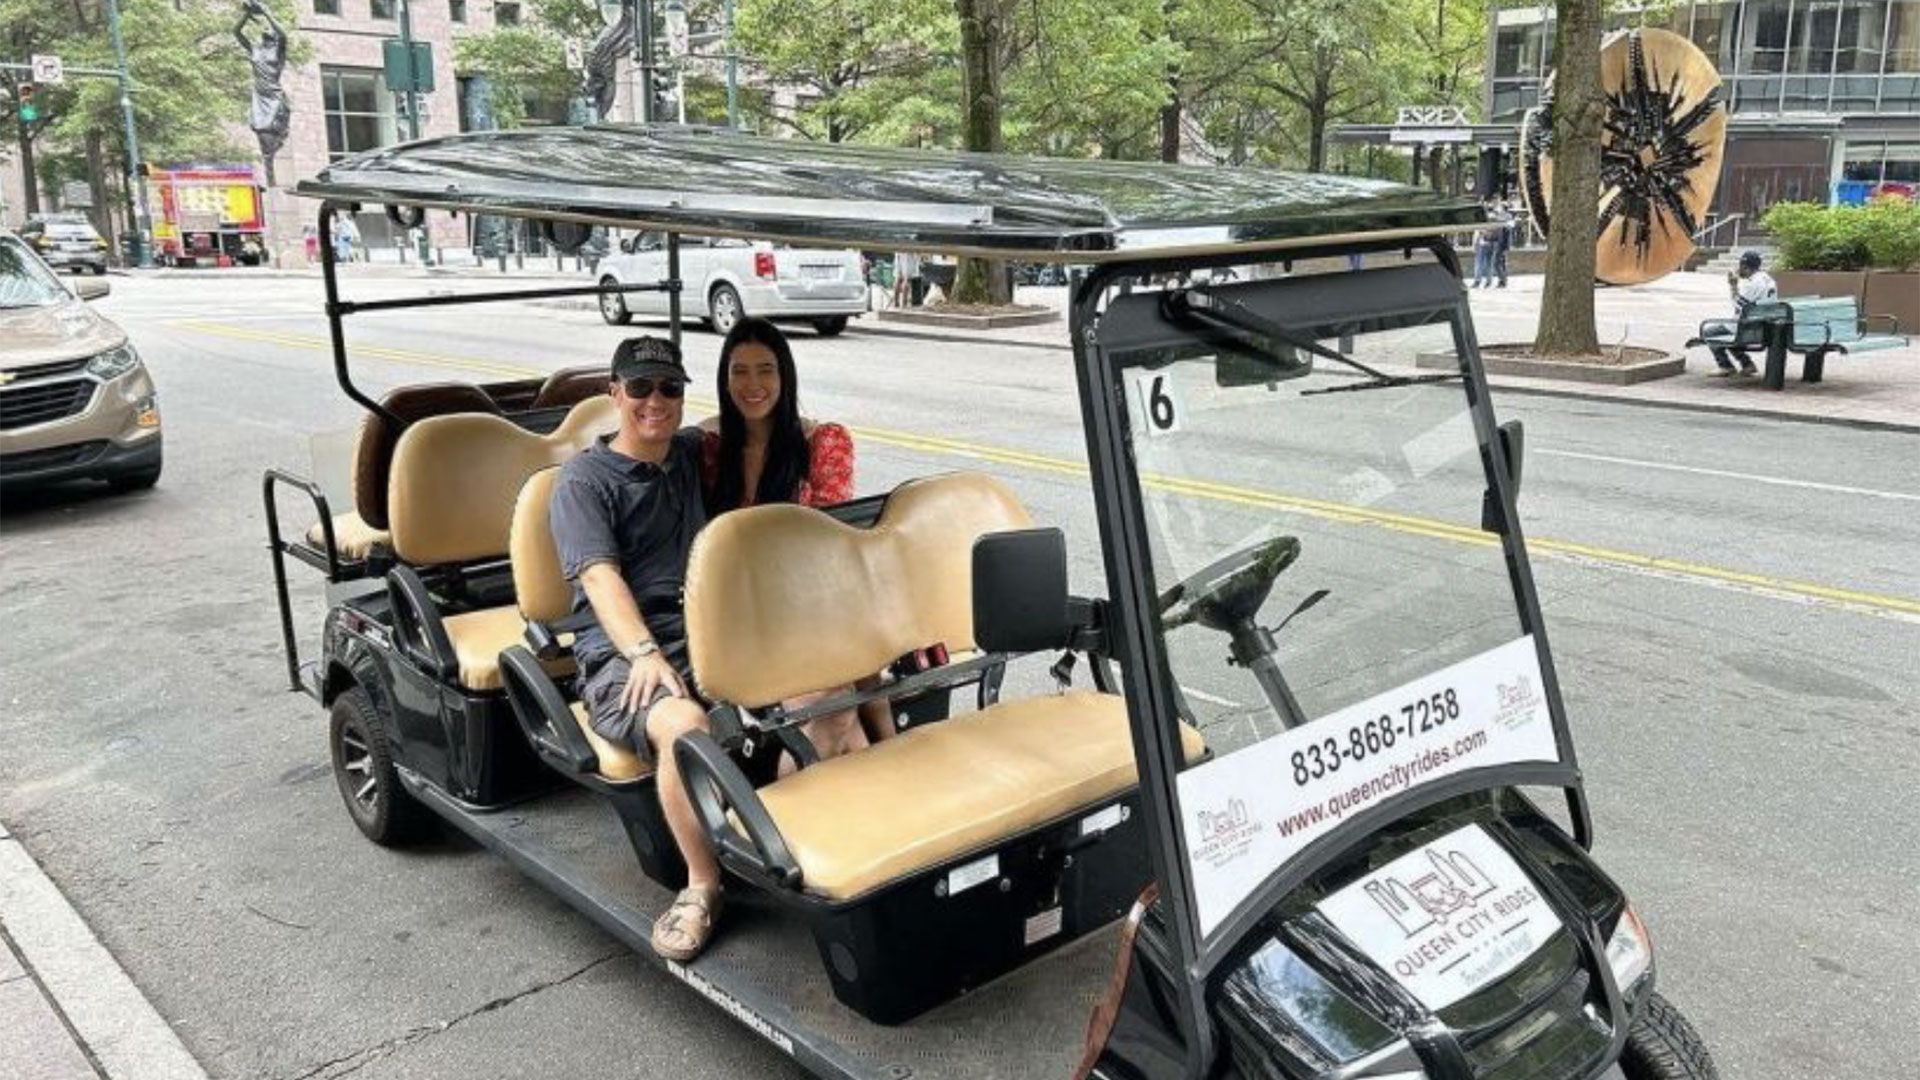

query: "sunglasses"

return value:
[620, 377, 687, 400]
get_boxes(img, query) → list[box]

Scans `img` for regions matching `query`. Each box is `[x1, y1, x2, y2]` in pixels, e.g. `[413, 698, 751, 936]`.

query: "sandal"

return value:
[652, 886, 722, 962]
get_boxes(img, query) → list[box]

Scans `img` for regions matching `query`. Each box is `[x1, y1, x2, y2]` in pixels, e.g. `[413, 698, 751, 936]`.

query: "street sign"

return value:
[1389, 129, 1471, 145]
[381, 39, 435, 94]
[564, 40, 585, 72]
[61, 180, 93, 208]
[31, 53, 64, 85]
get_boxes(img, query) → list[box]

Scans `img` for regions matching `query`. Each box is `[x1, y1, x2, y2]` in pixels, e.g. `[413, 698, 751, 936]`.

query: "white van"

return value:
[596, 234, 868, 336]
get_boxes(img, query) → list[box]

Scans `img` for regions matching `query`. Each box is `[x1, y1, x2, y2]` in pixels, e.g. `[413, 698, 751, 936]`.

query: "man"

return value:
[549, 336, 721, 961]
[1491, 200, 1515, 288]
[1711, 250, 1778, 377]
[893, 250, 923, 308]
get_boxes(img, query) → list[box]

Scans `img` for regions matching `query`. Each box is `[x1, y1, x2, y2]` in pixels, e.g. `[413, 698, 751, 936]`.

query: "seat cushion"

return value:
[441, 605, 574, 692]
[756, 691, 1205, 901]
[569, 702, 652, 782]
[305, 512, 390, 561]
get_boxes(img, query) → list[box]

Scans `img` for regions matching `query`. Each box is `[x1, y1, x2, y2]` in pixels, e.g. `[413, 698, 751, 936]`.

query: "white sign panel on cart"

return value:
[1175, 635, 1562, 937]
[1317, 825, 1563, 1010]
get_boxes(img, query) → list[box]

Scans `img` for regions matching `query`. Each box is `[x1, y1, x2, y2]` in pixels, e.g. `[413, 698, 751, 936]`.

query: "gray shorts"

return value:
[580, 644, 696, 760]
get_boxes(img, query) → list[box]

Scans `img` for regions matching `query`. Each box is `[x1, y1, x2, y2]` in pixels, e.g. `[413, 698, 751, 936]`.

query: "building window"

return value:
[370, 0, 395, 18]
[496, 1, 520, 25]
[451, 0, 467, 20]
[322, 66, 399, 161]
[313, 0, 340, 13]
[1891, 0, 1920, 71]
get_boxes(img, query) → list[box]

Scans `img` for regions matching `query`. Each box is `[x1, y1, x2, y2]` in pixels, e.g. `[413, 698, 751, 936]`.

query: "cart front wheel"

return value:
[599, 277, 632, 325]
[330, 687, 430, 846]
[1620, 992, 1719, 1080]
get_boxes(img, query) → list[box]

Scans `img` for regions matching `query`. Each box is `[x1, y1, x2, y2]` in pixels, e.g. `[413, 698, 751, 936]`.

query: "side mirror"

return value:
[972, 528, 1071, 653]
[74, 278, 111, 301]
[619, 236, 637, 255]
[1481, 419, 1524, 534]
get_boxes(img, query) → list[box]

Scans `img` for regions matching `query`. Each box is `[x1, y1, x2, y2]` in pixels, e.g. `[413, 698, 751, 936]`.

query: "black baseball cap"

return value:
[610, 336, 686, 382]
[1738, 250, 1764, 270]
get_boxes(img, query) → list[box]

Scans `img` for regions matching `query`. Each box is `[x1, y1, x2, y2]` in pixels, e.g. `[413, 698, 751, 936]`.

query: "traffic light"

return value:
[17, 82, 38, 123]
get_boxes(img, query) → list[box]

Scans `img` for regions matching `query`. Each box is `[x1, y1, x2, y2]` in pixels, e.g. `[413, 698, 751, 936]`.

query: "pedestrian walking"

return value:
[892, 251, 923, 308]
[302, 224, 320, 264]
[1470, 217, 1495, 288]
[1492, 200, 1515, 288]
[332, 216, 359, 264]
[1710, 250, 1777, 377]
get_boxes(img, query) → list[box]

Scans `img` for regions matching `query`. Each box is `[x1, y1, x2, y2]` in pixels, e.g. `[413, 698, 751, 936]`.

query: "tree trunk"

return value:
[1427, 147, 1444, 192]
[954, 0, 1010, 305]
[1534, 0, 1603, 355]
[85, 132, 116, 256]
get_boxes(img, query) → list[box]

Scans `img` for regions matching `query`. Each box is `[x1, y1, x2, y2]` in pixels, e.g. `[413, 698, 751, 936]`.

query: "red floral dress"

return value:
[701, 422, 855, 508]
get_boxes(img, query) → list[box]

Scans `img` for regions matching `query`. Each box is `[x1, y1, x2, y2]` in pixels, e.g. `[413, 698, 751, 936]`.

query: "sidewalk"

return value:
[0, 820, 208, 1080]
[860, 273, 1920, 432]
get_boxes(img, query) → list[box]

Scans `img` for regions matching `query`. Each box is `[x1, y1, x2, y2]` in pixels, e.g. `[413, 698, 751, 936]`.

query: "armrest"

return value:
[1863, 313, 1902, 336]
[262, 467, 342, 580]
[499, 645, 598, 774]
[674, 731, 802, 890]
[386, 566, 458, 682]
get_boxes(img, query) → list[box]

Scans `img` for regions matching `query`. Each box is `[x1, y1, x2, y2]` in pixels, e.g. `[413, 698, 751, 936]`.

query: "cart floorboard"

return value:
[409, 779, 1118, 1080]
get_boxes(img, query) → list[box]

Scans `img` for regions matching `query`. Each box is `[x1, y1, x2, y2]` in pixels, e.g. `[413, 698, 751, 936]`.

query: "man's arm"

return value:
[578, 563, 686, 710]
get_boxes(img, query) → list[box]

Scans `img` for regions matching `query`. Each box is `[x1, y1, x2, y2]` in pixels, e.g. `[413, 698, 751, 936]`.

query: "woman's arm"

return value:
[805, 423, 855, 506]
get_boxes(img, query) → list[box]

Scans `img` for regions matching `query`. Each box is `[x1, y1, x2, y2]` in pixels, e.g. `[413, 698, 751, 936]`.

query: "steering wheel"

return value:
[1158, 536, 1301, 633]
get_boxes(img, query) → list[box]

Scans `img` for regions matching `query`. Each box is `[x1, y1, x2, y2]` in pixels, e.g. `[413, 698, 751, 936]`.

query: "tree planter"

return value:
[878, 305, 1060, 330]
[1863, 272, 1920, 329]
[1416, 345, 1683, 385]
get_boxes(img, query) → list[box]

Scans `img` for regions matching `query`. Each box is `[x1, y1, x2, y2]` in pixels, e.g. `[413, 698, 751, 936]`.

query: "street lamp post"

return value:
[398, 0, 432, 264]
[725, 0, 738, 128]
[636, 0, 657, 123]
[104, 0, 152, 267]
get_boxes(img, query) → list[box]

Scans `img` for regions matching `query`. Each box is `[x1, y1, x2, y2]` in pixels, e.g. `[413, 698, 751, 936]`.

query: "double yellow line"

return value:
[183, 319, 1920, 622]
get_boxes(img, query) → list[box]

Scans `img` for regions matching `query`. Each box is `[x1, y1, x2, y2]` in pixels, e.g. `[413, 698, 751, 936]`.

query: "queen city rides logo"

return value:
[1492, 674, 1543, 731]
[1192, 797, 1263, 869]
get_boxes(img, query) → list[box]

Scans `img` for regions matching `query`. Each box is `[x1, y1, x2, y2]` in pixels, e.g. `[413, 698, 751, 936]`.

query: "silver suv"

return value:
[0, 233, 162, 491]
[19, 214, 110, 276]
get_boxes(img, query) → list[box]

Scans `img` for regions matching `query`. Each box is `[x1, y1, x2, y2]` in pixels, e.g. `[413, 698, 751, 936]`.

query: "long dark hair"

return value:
[711, 317, 811, 514]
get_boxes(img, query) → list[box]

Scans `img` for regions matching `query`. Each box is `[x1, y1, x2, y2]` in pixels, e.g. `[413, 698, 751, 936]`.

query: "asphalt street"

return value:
[1, 271, 1916, 1080]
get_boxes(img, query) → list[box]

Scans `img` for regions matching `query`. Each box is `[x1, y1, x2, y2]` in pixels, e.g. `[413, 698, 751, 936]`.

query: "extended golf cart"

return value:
[263, 126, 1718, 1080]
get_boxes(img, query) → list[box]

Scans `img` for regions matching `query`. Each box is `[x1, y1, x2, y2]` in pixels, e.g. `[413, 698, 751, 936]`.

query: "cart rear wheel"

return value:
[1620, 992, 1719, 1080]
[599, 277, 632, 325]
[330, 687, 430, 846]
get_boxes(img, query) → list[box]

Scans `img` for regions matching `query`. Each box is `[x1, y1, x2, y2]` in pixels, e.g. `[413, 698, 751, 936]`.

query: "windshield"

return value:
[0, 238, 71, 309]
[1105, 277, 1564, 940]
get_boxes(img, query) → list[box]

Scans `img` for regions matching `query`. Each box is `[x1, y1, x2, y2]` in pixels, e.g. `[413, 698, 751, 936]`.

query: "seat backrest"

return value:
[1787, 297, 1859, 346]
[532, 366, 611, 410]
[686, 472, 1030, 709]
[510, 467, 573, 624]
[387, 396, 618, 566]
[352, 383, 503, 529]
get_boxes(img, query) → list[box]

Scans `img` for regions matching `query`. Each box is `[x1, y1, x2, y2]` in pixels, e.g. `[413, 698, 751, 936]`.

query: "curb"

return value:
[0, 820, 210, 1080]
[1482, 381, 1920, 434]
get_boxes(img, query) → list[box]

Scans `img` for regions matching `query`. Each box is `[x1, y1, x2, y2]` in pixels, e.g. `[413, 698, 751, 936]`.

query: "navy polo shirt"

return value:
[549, 428, 708, 668]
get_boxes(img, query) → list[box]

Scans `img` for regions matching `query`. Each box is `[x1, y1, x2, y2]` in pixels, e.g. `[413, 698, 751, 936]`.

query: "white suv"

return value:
[597, 234, 868, 337]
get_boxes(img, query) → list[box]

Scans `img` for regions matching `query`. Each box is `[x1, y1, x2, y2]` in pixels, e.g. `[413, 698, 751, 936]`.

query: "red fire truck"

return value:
[150, 164, 267, 267]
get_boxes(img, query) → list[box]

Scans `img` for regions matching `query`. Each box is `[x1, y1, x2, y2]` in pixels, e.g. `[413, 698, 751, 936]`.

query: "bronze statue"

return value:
[584, 0, 633, 121]
[235, 0, 292, 182]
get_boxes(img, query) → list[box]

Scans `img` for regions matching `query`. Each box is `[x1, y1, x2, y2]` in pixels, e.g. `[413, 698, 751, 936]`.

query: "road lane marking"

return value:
[1539, 448, 1920, 503]
[181, 320, 1920, 624]
[1180, 685, 1247, 708]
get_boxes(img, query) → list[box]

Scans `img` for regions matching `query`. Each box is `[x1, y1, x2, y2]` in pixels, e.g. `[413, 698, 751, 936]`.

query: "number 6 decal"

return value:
[1129, 370, 1182, 437]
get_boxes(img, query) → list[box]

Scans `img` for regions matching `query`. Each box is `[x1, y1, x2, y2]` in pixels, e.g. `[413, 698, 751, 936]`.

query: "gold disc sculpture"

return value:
[1519, 27, 1727, 286]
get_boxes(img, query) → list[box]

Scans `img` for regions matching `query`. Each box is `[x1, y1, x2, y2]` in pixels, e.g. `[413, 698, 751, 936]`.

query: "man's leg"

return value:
[1734, 345, 1758, 374]
[1496, 247, 1509, 287]
[1708, 344, 1740, 374]
[647, 696, 724, 960]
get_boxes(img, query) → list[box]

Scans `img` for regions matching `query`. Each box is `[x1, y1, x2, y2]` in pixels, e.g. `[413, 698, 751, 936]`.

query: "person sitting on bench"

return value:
[699, 317, 890, 770]
[1712, 250, 1777, 377]
[549, 336, 722, 962]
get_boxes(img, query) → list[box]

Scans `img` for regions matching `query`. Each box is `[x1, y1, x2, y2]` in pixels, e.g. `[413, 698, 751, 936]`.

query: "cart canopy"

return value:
[294, 125, 1479, 262]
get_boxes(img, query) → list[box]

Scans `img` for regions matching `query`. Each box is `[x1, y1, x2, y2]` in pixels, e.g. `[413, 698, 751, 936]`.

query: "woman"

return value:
[701, 318, 885, 766]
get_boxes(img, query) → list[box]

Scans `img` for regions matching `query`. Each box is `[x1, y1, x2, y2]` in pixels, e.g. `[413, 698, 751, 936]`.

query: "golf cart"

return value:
[263, 125, 1718, 1080]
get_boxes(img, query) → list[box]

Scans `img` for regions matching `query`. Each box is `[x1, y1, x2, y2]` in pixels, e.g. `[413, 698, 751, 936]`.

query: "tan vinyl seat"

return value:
[308, 511, 391, 561]
[757, 693, 1204, 901]
[506, 467, 651, 781]
[685, 471, 1204, 900]
[390, 398, 617, 691]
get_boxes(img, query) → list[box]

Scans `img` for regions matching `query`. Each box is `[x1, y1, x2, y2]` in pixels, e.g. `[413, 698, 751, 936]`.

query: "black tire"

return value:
[1619, 992, 1719, 1080]
[599, 276, 632, 325]
[709, 283, 743, 335]
[812, 316, 849, 337]
[329, 687, 431, 846]
[107, 463, 162, 492]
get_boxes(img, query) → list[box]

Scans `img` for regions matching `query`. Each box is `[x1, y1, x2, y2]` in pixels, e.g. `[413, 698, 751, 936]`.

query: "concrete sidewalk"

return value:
[862, 273, 1920, 432]
[0, 820, 208, 1080]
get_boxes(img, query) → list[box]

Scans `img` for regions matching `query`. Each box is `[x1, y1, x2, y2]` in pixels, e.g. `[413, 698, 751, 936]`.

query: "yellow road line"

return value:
[184, 320, 1920, 620]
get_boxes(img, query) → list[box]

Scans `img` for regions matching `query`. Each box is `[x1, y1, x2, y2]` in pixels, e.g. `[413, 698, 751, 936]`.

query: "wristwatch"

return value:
[623, 640, 660, 662]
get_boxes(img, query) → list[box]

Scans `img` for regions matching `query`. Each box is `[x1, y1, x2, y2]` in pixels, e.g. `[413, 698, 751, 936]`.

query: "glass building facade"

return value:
[1489, 0, 1919, 214]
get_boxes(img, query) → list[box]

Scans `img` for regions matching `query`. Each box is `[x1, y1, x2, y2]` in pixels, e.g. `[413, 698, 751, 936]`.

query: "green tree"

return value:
[731, 0, 952, 143]
[453, 0, 604, 127]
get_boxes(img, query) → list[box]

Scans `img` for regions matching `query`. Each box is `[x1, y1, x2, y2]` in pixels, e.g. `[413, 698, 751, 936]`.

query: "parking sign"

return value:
[31, 54, 64, 85]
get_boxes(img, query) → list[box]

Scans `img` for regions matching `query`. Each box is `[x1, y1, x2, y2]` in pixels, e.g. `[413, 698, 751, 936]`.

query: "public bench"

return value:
[1688, 297, 1907, 390]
